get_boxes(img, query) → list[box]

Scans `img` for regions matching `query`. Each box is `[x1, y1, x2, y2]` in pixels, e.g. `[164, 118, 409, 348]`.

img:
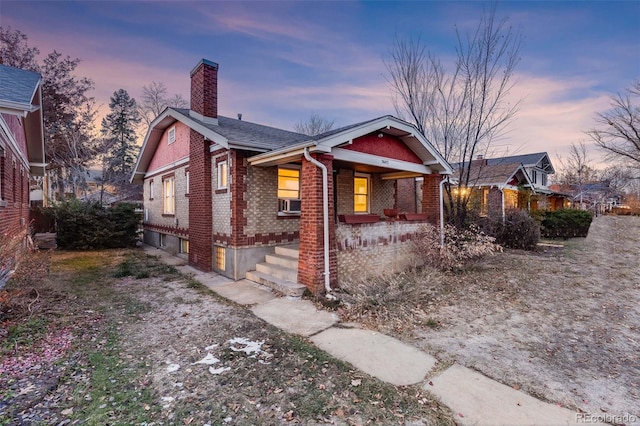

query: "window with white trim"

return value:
[163, 176, 175, 215]
[149, 180, 154, 200]
[354, 173, 370, 213]
[168, 126, 176, 144]
[217, 161, 228, 189]
[185, 170, 190, 195]
[179, 238, 189, 254]
[277, 167, 300, 199]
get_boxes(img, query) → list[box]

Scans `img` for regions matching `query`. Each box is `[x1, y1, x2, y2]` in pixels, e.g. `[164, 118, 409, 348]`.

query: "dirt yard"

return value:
[409, 215, 640, 422]
[0, 249, 453, 425]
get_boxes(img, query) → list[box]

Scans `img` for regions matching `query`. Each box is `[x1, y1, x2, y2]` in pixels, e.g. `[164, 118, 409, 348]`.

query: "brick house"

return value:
[0, 64, 45, 236]
[131, 59, 452, 294]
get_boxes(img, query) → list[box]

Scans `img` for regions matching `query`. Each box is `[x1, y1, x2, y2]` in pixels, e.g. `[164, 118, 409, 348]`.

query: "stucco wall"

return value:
[147, 122, 190, 173]
[335, 221, 426, 280]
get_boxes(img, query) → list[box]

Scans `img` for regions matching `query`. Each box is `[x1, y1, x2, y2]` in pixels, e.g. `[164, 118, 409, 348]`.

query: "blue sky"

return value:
[2, 1, 639, 166]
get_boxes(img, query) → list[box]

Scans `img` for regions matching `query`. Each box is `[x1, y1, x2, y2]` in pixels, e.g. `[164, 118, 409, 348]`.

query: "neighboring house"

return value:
[457, 153, 567, 217]
[549, 181, 621, 214]
[0, 64, 46, 236]
[131, 59, 452, 294]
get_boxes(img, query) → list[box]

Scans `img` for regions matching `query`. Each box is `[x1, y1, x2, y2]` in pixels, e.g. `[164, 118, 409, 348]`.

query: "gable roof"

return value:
[248, 115, 453, 175]
[487, 152, 555, 173]
[132, 107, 311, 182]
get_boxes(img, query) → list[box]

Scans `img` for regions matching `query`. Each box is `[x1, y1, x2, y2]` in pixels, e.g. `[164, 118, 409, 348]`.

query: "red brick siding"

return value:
[298, 154, 337, 294]
[188, 129, 213, 271]
[421, 174, 443, 226]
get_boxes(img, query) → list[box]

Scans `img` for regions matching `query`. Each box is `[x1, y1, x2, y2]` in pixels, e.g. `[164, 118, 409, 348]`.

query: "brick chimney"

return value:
[471, 154, 487, 167]
[190, 59, 218, 124]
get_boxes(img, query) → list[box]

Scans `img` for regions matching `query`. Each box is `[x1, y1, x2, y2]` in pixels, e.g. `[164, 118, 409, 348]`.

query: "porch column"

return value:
[421, 173, 443, 226]
[298, 153, 338, 294]
[188, 129, 213, 271]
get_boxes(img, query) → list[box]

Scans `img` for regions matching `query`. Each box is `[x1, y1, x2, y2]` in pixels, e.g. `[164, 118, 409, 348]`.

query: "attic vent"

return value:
[168, 126, 176, 144]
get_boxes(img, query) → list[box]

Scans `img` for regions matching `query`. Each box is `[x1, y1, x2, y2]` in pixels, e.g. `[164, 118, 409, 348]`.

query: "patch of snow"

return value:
[192, 353, 220, 365]
[209, 366, 231, 375]
[223, 417, 233, 423]
[205, 344, 218, 351]
[161, 396, 175, 402]
[229, 337, 267, 357]
[165, 362, 180, 373]
[173, 382, 183, 388]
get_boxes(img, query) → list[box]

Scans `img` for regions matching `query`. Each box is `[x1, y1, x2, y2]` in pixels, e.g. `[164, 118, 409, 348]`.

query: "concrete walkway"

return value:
[144, 246, 589, 425]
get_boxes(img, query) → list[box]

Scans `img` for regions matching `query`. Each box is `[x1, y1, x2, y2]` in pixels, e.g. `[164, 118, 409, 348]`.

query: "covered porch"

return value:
[247, 116, 452, 294]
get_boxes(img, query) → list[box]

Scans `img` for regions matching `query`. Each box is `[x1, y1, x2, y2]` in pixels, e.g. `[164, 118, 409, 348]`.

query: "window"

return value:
[185, 170, 190, 195]
[531, 169, 537, 185]
[217, 161, 228, 189]
[354, 173, 370, 213]
[179, 238, 189, 254]
[541, 173, 547, 187]
[149, 180, 154, 200]
[168, 126, 176, 144]
[277, 167, 300, 199]
[215, 246, 226, 270]
[163, 176, 175, 215]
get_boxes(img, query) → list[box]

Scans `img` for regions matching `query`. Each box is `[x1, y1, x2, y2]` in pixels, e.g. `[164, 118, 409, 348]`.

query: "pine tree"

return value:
[101, 89, 141, 194]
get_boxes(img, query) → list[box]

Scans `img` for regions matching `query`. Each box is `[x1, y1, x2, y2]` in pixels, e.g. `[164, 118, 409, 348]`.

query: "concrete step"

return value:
[256, 262, 298, 282]
[265, 253, 299, 269]
[245, 270, 306, 297]
[275, 245, 299, 259]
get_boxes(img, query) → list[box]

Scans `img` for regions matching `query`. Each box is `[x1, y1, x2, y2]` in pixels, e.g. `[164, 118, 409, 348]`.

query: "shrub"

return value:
[541, 209, 593, 239]
[41, 200, 141, 249]
[414, 223, 502, 271]
[479, 209, 540, 250]
[0, 230, 27, 289]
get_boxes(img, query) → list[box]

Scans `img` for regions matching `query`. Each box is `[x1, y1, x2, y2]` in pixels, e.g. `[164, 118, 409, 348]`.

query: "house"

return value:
[0, 64, 46, 236]
[131, 59, 452, 294]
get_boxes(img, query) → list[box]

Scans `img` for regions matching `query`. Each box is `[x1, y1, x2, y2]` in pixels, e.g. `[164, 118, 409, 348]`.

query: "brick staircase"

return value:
[246, 245, 306, 297]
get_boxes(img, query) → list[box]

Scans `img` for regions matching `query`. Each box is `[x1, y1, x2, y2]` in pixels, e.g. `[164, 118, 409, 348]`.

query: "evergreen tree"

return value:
[101, 89, 141, 193]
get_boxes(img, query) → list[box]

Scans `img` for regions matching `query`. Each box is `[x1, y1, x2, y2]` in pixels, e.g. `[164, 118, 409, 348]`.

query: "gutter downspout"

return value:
[499, 185, 506, 224]
[439, 176, 446, 246]
[303, 148, 332, 294]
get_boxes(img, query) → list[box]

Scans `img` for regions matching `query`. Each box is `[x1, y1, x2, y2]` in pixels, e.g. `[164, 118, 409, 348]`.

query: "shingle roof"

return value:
[310, 115, 394, 140]
[454, 162, 528, 187]
[0, 64, 41, 107]
[486, 152, 547, 167]
[172, 108, 310, 151]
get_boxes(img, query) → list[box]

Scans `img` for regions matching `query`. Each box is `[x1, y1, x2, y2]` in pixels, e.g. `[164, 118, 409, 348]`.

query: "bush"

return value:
[41, 200, 141, 249]
[414, 223, 502, 271]
[479, 209, 540, 250]
[541, 209, 593, 239]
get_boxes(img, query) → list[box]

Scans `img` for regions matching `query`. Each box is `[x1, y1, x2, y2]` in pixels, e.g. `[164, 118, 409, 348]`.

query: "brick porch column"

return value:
[230, 149, 248, 247]
[421, 173, 443, 226]
[188, 129, 213, 271]
[298, 153, 338, 294]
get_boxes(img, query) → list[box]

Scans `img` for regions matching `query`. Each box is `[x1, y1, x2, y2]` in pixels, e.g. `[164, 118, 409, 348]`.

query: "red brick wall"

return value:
[0, 146, 30, 236]
[396, 178, 417, 213]
[190, 60, 218, 119]
[298, 153, 337, 294]
[487, 187, 502, 218]
[230, 149, 248, 247]
[421, 174, 443, 226]
[188, 129, 212, 271]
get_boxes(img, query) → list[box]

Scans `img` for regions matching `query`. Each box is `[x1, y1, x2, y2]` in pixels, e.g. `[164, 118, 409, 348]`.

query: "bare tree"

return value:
[385, 4, 522, 227]
[555, 141, 599, 209]
[294, 113, 335, 136]
[587, 80, 640, 169]
[139, 81, 188, 127]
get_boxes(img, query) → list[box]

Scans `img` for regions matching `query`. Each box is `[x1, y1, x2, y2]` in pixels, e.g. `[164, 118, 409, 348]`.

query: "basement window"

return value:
[179, 238, 189, 254]
[215, 246, 226, 270]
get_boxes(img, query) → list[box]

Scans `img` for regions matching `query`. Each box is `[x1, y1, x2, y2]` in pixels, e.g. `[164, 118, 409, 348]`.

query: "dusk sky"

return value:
[2, 1, 639, 167]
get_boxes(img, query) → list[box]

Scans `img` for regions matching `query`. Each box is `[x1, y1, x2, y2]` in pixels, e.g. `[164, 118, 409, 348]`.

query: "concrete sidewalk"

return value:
[145, 246, 589, 425]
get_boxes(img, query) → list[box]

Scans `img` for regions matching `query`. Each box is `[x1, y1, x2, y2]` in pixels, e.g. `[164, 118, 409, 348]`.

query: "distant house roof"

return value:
[486, 152, 554, 173]
[453, 162, 533, 188]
